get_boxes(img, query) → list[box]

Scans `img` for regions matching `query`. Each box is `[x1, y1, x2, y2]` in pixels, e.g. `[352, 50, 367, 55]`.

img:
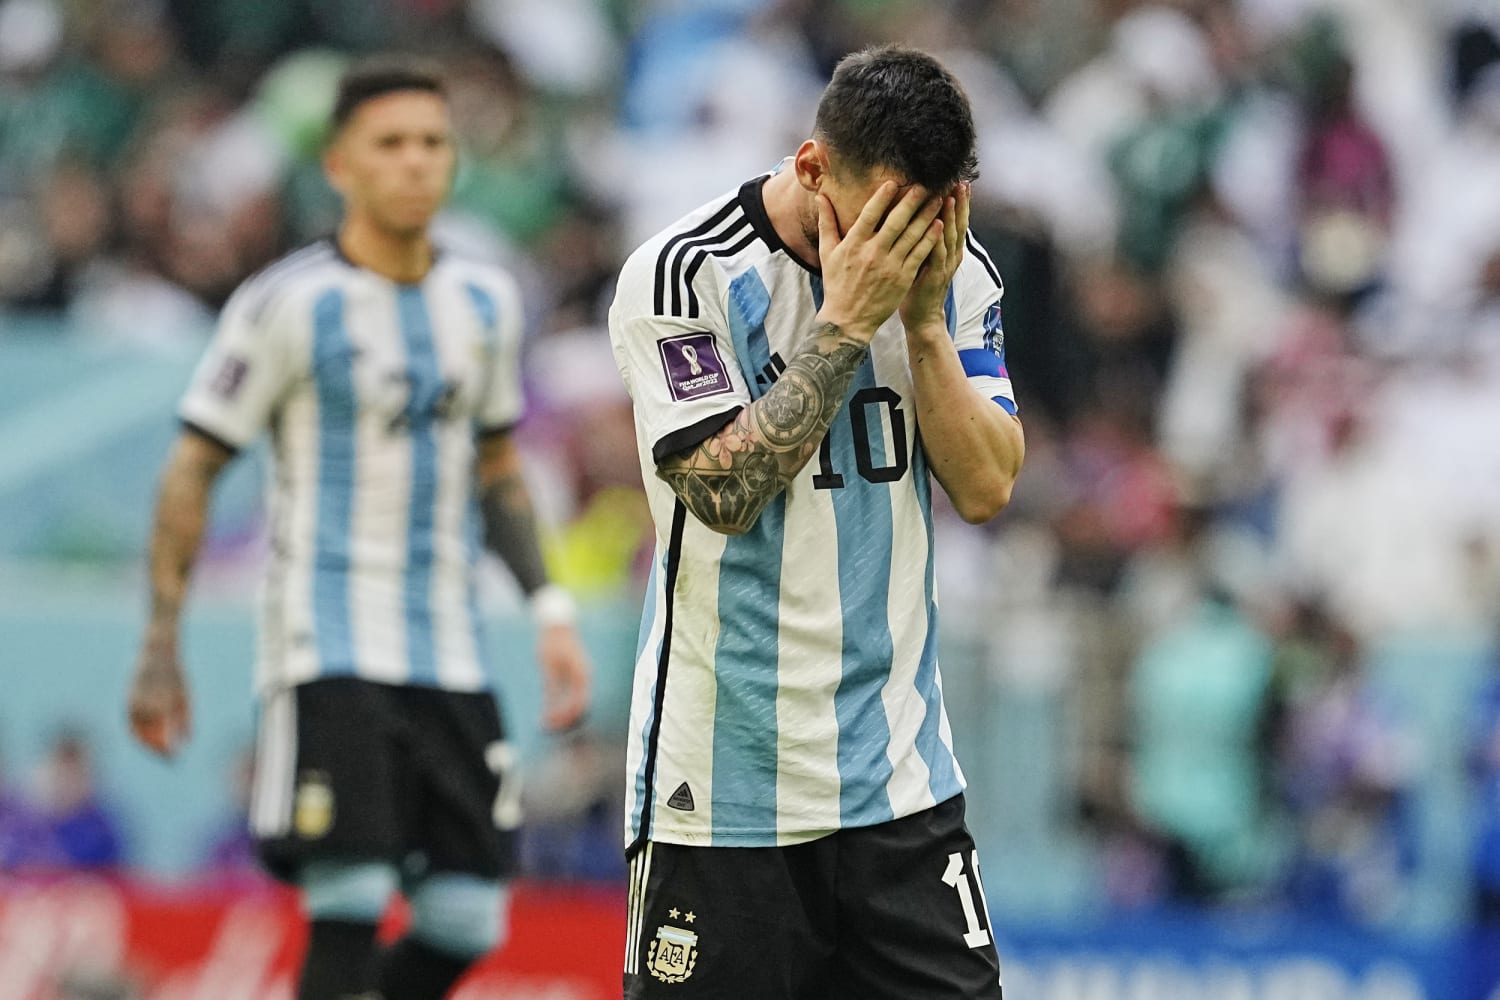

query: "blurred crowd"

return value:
[1, 731, 127, 873]
[4, 0, 1500, 930]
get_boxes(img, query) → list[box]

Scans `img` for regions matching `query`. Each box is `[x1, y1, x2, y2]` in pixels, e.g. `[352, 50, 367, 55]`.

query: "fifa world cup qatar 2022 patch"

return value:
[658, 332, 732, 402]
[211, 354, 251, 399]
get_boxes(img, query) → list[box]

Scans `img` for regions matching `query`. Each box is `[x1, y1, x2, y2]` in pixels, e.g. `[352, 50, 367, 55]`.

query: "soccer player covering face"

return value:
[126, 62, 591, 1000]
[610, 45, 1024, 999]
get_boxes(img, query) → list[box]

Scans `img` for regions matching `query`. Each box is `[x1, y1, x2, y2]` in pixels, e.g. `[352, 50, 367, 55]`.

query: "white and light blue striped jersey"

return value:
[179, 239, 525, 694]
[609, 173, 1015, 849]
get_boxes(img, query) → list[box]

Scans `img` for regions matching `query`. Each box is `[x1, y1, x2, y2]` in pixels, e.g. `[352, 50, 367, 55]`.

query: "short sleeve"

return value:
[608, 251, 750, 464]
[178, 284, 301, 450]
[471, 271, 525, 434]
[950, 232, 1017, 416]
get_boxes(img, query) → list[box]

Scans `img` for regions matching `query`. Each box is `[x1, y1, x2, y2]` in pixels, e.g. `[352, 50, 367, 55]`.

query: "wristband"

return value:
[530, 583, 577, 628]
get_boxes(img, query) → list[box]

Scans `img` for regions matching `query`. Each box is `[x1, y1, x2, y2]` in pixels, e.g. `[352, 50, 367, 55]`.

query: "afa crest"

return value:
[647, 924, 699, 983]
[294, 770, 335, 839]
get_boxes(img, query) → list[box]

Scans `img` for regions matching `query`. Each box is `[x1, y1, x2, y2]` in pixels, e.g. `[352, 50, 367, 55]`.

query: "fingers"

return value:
[129, 661, 190, 757]
[950, 182, 970, 262]
[540, 630, 592, 731]
[845, 181, 900, 241]
[815, 194, 842, 255]
[543, 667, 591, 730]
[878, 184, 934, 247]
[954, 181, 971, 235]
[130, 705, 186, 758]
[892, 194, 945, 259]
[916, 218, 948, 282]
[942, 194, 960, 263]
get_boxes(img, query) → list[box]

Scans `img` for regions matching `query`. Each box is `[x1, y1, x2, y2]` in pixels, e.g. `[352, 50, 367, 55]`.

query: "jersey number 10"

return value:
[812, 387, 909, 490]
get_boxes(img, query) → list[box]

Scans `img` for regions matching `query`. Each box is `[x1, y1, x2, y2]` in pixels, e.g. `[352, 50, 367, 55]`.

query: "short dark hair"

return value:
[813, 46, 979, 191]
[330, 59, 446, 133]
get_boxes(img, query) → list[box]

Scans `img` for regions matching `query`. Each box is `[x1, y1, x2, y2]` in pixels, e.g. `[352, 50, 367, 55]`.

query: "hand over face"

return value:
[900, 182, 970, 332]
[815, 181, 945, 342]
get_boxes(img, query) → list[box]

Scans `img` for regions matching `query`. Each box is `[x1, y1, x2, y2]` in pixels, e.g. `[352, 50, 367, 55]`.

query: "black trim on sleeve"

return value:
[739, 175, 818, 274]
[650, 406, 743, 465]
[627, 499, 687, 857]
[179, 419, 241, 456]
[476, 421, 520, 440]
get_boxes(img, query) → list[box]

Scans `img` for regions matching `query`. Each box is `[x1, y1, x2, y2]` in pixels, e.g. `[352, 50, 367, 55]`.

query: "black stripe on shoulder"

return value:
[651, 406, 743, 464]
[664, 212, 749, 318]
[681, 227, 760, 319]
[671, 216, 752, 318]
[965, 232, 1003, 290]
[476, 420, 519, 440]
[627, 499, 688, 856]
[654, 200, 741, 316]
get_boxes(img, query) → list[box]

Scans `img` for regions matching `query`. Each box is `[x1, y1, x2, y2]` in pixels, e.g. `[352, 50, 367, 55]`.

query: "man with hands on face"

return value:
[610, 45, 1023, 1000]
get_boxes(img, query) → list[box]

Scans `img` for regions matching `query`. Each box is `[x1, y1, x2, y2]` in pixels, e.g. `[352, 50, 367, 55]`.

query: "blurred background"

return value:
[2, 0, 1500, 996]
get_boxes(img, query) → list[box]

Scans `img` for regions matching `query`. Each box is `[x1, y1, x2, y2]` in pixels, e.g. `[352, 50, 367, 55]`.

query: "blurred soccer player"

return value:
[126, 61, 591, 1000]
[609, 46, 1024, 998]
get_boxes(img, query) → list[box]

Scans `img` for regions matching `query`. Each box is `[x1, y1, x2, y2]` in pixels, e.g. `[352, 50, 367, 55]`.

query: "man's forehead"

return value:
[851, 165, 949, 198]
[342, 91, 450, 134]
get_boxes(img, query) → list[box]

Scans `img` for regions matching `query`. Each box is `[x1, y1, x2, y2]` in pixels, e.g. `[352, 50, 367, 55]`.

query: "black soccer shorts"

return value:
[251, 677, 518, 884]
[623, 794, 1004, 1000]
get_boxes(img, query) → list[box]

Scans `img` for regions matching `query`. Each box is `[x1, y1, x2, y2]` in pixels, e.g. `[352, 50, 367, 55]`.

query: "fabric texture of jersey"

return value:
[179, 240, 525, 694]
[609, 172, 1015, 849]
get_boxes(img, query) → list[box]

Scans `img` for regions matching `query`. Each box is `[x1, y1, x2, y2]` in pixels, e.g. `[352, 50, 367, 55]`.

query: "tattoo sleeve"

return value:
[479, 468, 549, 595]
[657, 322, 867, 534]
[147, 433, 233, 634]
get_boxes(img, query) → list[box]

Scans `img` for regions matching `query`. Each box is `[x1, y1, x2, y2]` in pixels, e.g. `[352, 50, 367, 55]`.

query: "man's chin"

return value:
[380, 216, 436, 240]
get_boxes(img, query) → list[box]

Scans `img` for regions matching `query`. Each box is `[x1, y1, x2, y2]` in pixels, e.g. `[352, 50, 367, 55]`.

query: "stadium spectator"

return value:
[198, 746, 262, 883]
[1276, 620, 1419, 924]
[34, 730, 126, 871]
[1469, 654, 1500, 923]
[1127, 588, 1278, 902]
[0, 748, 56, 872]
[517, 729, 625, 883]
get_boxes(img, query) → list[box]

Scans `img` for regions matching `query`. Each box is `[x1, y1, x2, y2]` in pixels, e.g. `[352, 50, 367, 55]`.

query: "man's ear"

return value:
[792, 139, 828, 193]
[322, 143, 347, 198]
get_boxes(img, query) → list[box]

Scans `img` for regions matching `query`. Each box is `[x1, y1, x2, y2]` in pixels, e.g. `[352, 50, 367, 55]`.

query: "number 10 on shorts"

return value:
[942, 850, 994, 949]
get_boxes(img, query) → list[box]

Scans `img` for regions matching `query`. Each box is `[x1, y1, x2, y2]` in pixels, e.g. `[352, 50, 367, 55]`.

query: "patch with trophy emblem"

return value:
[293, 769, 336, 839]
[647, 920, 699, 983]
[658, 332, 730, 402]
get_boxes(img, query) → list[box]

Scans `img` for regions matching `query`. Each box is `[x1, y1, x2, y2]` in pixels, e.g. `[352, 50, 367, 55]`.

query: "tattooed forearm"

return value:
[480, 469, 549, 595]
[147, 433, 233, 633]
[657, 323, 867, 534]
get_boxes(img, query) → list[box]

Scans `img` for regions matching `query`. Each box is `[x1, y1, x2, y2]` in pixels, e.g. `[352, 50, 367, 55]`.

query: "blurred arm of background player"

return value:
[475, 431, 592, 731]
[128, 430, 235, 758]
[900, 184, 1024, 523]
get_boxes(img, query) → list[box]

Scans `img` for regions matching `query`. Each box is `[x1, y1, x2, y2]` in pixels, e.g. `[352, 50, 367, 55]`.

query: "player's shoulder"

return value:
[957, 229, 1004, 298]
[226, 239, 347, 329]
[617, 183, 759, 320]
[631, 186, 749, 264]
[433, 245, 522, 300]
